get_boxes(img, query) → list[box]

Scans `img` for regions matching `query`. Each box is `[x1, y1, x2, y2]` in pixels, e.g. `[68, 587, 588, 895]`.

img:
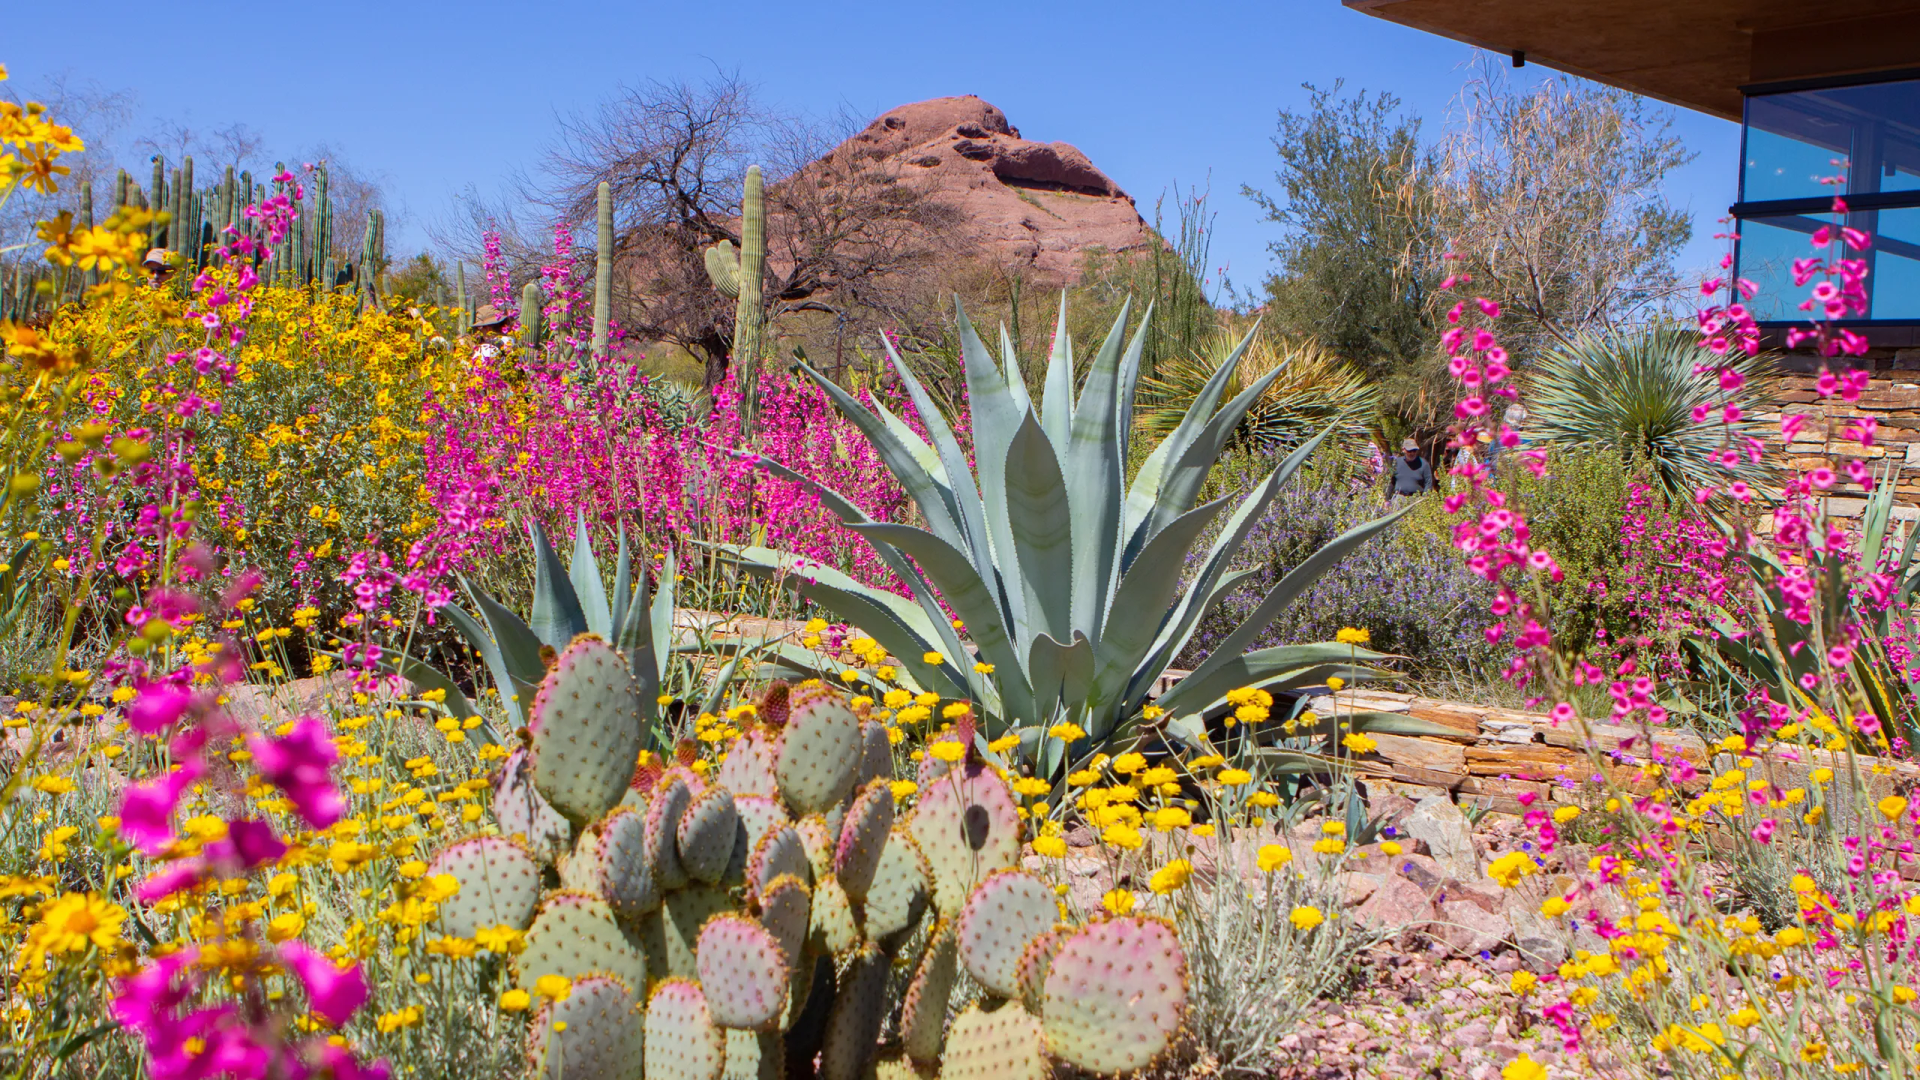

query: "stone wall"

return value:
[1760, 346, 1920, 520]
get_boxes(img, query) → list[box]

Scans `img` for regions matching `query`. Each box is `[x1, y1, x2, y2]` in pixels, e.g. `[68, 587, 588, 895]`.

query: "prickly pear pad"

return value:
[1015, 927, 1063, 1017]
[1041, 916, 1189, 1076]
[833, 780, 894, 904]
[862, 829, 930, 944]
[494, 747, 571, 864]
[899, 919, 958, 1065]
[940, 999, 1048, 1080]
[773, 683, 861, 816]
[529, 635, 644, 826]
[721, 1029, 782, 1080]
[820, 944, 888, 1080]
[807, 873, 862, 957]
[515, 892, 649, 995]
[644, 979, 725, 1080]
[596, 806, 661, 921]
[733, 794, 788, 856]
[746, 825, 809, 903]
[908, 762, 1021, 913]
[755, 873, 810, 970]
[956, 869, 1059, 999]
[525, 974, 643, 1080]
[854, 720, 892, 790]
[427, 835, 542, 940]
[696, 914, 790, 1032]
[677, 787, 740, 885]
[659, 884, 735, 981]
[714, 729, 778, 796]
[646, 772, 693, 891]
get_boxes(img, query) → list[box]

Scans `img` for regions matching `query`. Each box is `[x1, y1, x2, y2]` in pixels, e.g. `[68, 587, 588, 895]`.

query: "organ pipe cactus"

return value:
[722, 298, 1409, 773]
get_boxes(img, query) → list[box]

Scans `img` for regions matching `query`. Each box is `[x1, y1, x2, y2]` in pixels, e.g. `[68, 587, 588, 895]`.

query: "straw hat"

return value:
[470, 304, 512, 331]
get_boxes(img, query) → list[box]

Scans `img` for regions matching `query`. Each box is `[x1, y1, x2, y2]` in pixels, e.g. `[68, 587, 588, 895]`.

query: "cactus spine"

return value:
[590, 180, 613, 377]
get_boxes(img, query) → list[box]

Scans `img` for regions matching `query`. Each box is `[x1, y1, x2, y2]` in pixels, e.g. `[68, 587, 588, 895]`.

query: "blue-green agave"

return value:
[724, 298, 1413, 772]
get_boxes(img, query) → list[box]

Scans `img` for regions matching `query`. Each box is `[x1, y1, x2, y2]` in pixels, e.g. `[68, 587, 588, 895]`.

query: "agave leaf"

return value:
[1029, 630, 1094, 777]
[1087, 492, 1233, 737]
[648, 550, 676, 690]
[999, 322, 1034, 417]
[877, 336, 992, 572]
[528, 523, 588, 650]
[848, 522, 1035, 721]
[569, 511, 612, 639]
[609, 523, 634, 644]
[1118, 322, 1256, 554]
[869, 395, 949, 487]
[1112, 303, 1152, 460]
[467, 584, 547, 717]
[1158, 643, 1392, 718]
[1065, 299, 1130, 642]
[700, 657, 741, 720]
[1178, 502, 1415, 698]
[438, 600, 522, 728]
[794, 359, 966, 552]
[957, 303, 1028, 632]
[1004, 412, 1074, 645]
[322, 649, 492, 744]
[1287, 710, 1465, 740]
[1147, 359, 1291, 542]
[1039, 292, 1074, 449]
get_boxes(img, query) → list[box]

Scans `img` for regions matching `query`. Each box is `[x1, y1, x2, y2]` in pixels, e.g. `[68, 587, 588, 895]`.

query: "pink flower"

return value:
[251, 716, 344, 829]
[119, 761, 204, 855]
[280, 941, 369, 1027]
[1751, 819, 1776, 843]
[126, 683, 193, 735]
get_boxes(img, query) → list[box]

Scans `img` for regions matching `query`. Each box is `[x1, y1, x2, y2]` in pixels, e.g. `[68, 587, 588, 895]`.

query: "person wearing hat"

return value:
[142, 249, 175, 289]
[1387, 437, 1433, 502]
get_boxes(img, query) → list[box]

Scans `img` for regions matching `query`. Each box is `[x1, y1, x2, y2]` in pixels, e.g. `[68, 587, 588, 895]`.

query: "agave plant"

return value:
[1527, 327, 1779, 501]
[1138, 333, 1379, 454]
[723, 297, 1414, 773]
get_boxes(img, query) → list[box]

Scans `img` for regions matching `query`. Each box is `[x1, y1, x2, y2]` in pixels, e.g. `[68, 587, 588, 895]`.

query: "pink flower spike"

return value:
[281, 941, 369, 1026]
[251, 716, 345, 829]
[126, 683, 194, 735]
[119, 761, 204, 855]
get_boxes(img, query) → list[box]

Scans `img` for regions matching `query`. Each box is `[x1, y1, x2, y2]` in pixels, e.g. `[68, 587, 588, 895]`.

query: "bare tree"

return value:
[452, 73, 964, 387]
[1437, 62, 1695, 361]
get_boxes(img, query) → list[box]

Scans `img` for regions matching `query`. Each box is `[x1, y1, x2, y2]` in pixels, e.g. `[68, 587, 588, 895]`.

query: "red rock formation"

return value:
[814, 96, 1153, 280]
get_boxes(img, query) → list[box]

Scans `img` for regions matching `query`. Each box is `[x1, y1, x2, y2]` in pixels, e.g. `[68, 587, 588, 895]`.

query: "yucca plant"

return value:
[723, 297, 1416, 774]
[1138, 333, 1379, 455]
[1527, 327, 1780, 501]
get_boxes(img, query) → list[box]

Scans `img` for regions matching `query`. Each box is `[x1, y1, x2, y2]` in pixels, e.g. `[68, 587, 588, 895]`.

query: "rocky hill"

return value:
[812, 95, 1153, 280]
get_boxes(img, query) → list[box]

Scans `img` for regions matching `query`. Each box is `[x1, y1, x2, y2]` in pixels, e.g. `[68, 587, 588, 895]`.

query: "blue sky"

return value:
[9, 0, 1740, 294]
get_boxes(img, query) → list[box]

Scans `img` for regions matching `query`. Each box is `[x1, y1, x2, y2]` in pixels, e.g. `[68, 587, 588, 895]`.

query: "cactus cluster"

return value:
[702, 165, 768, 425]
[430, 643, 1189, 1078]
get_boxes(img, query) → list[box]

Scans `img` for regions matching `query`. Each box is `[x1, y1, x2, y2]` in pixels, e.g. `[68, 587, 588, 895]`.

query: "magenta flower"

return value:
[251, 716, 344, 829]
[127, 683, 193, 735]
[119, 761, 204, 855]
[280, 941, 369, 1026]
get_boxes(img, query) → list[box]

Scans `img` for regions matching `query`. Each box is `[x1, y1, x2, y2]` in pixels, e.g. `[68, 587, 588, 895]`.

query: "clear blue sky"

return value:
[8, 0, 1739, 295]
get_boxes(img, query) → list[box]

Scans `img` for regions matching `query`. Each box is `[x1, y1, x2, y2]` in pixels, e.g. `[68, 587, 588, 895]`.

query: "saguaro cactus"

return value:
[590, 180, 614, 377]
[703, 165, 767, 422]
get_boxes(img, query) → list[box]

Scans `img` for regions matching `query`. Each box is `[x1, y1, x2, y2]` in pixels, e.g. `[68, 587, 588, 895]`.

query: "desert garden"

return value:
[2, 43, 1919, 1080]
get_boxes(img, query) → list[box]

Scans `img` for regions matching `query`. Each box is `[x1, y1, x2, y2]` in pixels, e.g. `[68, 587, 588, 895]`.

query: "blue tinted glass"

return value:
[1871, 207, 1920, 319]
[1743, 77, 1920, 201]
[1736, 216, 1817, 320]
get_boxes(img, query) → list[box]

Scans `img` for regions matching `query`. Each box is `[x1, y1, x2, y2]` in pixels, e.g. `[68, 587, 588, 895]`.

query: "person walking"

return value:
[1387, 438, 1433, 502]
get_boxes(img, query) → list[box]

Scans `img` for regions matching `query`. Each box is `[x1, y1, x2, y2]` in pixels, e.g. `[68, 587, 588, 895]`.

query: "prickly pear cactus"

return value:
[714, 730, 778, 796]
[591, 807, 661, 921]
[862, 829, 930, 944]
[854, 720, 892, 790]
[529, 636, 644, 825]
[659, 884, 735, 981]
[755, 873, 810, 970]
[696, 914, 790, 1031]
[774, 682, 861, 815]
[647, 772, 693, 891]
[495, 748, 571, 864]
[909, 762, 1021, 913]
[939, 1000, 1047, 1080]
[427, 835, 542, 940]
[746, 825, 809, 902]
[515, 892, 649, 994]
[900, 920, 958, 1065]
[734, 794, 788, 855]
[807, 873, 861, 957]
[833, 780, 894, 904]
[820, 944, 889, 1080]
[678, 787, 741, 885]
[956, 870, 1059, 999]
[721, 1030, 783, 1080]
[1041, 916, 1189, 1075]
[644, 979, 725, 1080]
[1015, 927, 1063, 1017]
[794, 815, 836, 881]
[525, 974, 643, 1080]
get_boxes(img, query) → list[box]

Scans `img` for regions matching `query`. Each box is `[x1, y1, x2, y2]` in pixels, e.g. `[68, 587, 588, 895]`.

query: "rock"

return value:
[1405, 796, 1480, 881]
[1507, 892, 1570, 971]
[1354, 874, 1437, 930]
[1449, 880, 1508, 916]
[1436, 899, 1511, 956]
[1341, 872, 1385, 907]
[803, 96, 1152, 281]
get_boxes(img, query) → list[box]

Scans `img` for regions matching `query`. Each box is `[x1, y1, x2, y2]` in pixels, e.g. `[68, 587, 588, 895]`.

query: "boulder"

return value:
[1404, 796, 1480, 882]
[1353, 874, 1437, 930]
[1434, 899, 1511, 957]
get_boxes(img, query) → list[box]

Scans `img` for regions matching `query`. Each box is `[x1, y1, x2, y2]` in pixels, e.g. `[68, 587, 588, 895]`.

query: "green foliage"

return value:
[1526, 327, 1780, 503]
[722, 300, 1407, 775]
[1139, 333, 1379, 457]
[386, 253, 451, 307]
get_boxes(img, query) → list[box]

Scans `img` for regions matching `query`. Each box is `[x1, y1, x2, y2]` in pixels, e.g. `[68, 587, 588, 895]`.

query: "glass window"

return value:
[1736, 208, 1920, 322]
[1742, 77, 1920, 202]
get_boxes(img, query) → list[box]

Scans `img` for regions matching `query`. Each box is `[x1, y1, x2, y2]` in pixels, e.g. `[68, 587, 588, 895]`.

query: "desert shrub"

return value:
[1178, 472, 1496, 679]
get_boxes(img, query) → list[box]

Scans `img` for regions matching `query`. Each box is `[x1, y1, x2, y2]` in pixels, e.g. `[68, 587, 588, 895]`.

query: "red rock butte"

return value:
[820, 95, 1154, 280]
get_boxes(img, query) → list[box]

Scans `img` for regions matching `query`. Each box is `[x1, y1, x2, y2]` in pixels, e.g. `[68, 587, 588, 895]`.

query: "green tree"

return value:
[1244, 84, 1446, 438]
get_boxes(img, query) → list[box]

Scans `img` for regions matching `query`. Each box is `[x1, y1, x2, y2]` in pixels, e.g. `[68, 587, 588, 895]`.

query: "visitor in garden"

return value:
[1387, 437, 1433, 501]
